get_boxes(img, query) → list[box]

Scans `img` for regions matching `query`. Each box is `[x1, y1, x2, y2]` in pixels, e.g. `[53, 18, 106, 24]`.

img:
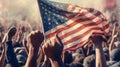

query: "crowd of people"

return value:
[0, 1, 120, 67]
[0, 15, 119, 67]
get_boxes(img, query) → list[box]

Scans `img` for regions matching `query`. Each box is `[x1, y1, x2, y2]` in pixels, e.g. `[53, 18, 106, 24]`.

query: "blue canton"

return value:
[38, 0, 68, 32]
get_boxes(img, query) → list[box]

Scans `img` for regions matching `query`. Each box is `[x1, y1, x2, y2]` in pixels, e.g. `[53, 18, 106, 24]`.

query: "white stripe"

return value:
[92, 14, 103, 22]
[61, 25, 99, 42]
[45, 15, 87, 35]
[45, 12, 102, 36]
[63, 30, 103, 49]
[58, 20, 93, 37]
[104, 27, 110, 34]
[58, 15, 104, 37]
[60, 21, 106, 41]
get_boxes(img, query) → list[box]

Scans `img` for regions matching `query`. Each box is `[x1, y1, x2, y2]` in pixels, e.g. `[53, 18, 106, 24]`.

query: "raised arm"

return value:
[42, 35, 64, 67]
[25, 30, 44, 67]
[91, 36, 107, 67]
[0, 43, 6, 67]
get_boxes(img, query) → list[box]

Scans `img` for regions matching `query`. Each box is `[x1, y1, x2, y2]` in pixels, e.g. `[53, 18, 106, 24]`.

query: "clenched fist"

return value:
[43, 35, 63, 60]
[27, 30, 44, 49]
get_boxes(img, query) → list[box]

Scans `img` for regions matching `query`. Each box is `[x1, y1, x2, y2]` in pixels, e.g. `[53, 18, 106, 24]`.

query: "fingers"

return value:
[56, 34, 63, 46]
[27, 30, 44, 48]
[8, 27, 17, 36]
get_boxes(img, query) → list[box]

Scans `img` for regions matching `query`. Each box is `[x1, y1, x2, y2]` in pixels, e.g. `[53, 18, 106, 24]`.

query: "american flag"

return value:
[38, 0, 110, 51]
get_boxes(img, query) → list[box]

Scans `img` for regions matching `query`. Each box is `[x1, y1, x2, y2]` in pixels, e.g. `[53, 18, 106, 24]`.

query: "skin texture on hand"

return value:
[27, 31, 44, 49]
[91, 36, 107, 67]
[43, 35, 64, 67]
[25, 30, 44, 67]
[7, 27, 17, 41]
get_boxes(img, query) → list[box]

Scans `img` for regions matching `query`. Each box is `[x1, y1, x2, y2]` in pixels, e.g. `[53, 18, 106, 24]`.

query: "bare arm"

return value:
[0, 44, 6, 67]
[91, 36, 107, 67]
[43, 35, 64, 67]
[25, 30, 44, 67]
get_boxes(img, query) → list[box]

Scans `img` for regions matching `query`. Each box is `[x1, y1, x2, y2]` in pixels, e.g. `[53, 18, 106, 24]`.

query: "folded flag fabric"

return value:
[38, 0, 110, 51]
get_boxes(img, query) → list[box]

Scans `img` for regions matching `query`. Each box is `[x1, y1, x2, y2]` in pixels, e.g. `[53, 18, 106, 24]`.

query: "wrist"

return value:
[7, 37, 12, 41]
[29, 46, 39, 54]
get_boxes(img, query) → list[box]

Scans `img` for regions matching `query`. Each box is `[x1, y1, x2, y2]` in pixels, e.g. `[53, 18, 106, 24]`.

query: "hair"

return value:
[83, 54, 95, 67]
[73, 53, 85, 64]
[69, 62, 84, 67]
[63, 51, 73, 64]
[110, 48, 120, 61]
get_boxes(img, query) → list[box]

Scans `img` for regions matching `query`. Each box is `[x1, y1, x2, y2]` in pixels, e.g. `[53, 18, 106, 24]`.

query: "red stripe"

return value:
[63, 27, 102, 45]
[95, 18, 104, 24]
[68, 10, 102, 21]
[46, 17, 93, 38]
[46, 15, 104, 38]
[60, 22, 103, 39]
[46, 20, 79, 38]
[65, 39, 89, 51]
[102, 24, 109, 30]
[46, 16, 104, 39]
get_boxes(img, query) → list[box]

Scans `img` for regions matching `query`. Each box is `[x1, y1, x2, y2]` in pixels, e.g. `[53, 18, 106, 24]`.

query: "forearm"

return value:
[0, 54, 5, 67]
[25, 46, 38, 67]
[95, 43, 107, 67]
[0, 44, 5, 67]
[109, 37, 115, 52]
[0, 49, 5, 67]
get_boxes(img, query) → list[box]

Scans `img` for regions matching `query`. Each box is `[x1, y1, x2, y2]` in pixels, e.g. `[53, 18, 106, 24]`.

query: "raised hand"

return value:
[6, 27, 17, 41]
[42, 35, 64, 67]
[25, 30, 44, 67]
[90, 36, 107, 67]
[27, 30, 44, 49]
[43, 35, 63, 60]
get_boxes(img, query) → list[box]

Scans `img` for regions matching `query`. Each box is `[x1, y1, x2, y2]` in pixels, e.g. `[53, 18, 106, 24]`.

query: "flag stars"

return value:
[44, 9, 47, 11]
[56, 15, 60, 18]
[61, 16, 64, 19]
[59, 5, 64, 8]
[51, 3, 55, 6]
[48, 18, 51, 21]
[42, 7, 44, 9]
[56, 4, 59, 7]
[39, 0, 67, 32]
[55, 22, 59, 25]
[45, 12, 48, 15]
[48, 11, 51, 14]
[40, 1, 43, 5]
[53, 13, 56, 16]
[48, 22, 51, 25]
[48, 6, 52, 10]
